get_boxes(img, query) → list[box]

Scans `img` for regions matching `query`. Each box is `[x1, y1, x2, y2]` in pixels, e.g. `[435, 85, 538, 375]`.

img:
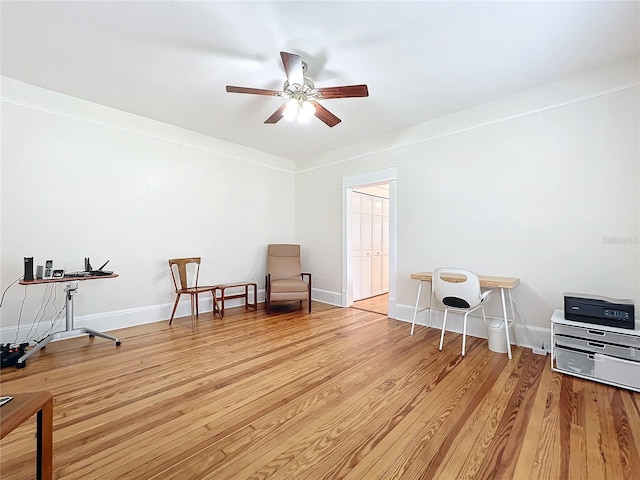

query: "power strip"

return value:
[532, 347, 548, 356]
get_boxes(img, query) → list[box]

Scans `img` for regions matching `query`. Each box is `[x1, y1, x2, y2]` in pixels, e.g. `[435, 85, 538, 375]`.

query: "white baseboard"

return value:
[2, 287, 340, 344]
[2, 292, 551, 354]
[311, 288, 342, 306]
[0, 292, 266, 345]
[393, 302, 551, 351]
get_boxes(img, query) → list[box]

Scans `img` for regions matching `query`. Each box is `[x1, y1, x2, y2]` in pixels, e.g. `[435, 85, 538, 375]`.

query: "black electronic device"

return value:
[85, 258, 112, 276]
[43, 260, 53, 279]
[1, 343, 28, 369]
[90, 270, 113, 276]
[564, 294, 636, 330]
[23, 257, 34, 281]
[64, 271, 91, 278]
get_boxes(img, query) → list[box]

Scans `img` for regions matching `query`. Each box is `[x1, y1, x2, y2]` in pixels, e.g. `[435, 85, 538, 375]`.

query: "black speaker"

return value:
[24, 257, 34, 281]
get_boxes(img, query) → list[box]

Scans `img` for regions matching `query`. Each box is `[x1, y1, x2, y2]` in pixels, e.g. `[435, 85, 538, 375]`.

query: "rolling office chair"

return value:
[168, 257, 220, 329]
[434, 267, 493, 356]
[265, 244, 312, 314]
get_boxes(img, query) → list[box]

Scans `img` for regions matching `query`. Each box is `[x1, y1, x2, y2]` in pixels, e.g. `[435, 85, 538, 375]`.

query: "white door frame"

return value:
[342, 167, 397, 318]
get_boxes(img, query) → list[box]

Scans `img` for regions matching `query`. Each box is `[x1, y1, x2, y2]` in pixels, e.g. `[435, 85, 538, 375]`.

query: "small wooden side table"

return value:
[0, 391, 53, 480]
[214, 282, 258, 318]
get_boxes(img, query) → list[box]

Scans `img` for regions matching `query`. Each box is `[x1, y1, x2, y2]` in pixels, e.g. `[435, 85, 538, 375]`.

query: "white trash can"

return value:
[487, 319, 510, 354]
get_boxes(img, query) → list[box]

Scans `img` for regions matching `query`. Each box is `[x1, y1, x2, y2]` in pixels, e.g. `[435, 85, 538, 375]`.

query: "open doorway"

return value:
[341, 167, 397, 318]
[351, 185, 389, 315]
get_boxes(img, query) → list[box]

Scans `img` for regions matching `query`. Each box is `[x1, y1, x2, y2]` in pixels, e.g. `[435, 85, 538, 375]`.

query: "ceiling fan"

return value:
[226, 51, 369, 127]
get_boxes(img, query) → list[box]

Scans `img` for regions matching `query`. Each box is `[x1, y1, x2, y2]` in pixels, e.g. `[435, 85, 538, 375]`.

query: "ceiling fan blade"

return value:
[280, 51, 304, 86]
[316, 84, 369, 99]
[311, 101, 341, 127]
[264, 104, 286, 124]
[226, 85, 283, 96]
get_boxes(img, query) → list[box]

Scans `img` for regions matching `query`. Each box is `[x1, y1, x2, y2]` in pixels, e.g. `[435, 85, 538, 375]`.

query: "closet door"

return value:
[359, 194, 373, 299]
[351, 191, 389, 301]
[371, 197, 383, 296]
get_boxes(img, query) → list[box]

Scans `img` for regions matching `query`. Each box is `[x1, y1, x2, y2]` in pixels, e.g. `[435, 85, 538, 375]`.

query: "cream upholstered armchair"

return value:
[265, 244, 311, 313]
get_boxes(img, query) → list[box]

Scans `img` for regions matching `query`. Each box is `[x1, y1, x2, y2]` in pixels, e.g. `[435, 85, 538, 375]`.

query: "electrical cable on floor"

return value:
[37, 299, 66, 344]
[12, 284, 29, 345]
[0, 276, 22, 309]
[41, 283, 63, 341]
[512, 301, 549, 351]
[23, 282, 54, 344]
[0, 276, 23, 347]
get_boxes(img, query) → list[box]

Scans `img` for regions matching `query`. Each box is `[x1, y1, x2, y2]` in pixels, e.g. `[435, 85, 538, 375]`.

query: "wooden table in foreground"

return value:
[0, 391, 53, 480]
[410, 272, 520, 359]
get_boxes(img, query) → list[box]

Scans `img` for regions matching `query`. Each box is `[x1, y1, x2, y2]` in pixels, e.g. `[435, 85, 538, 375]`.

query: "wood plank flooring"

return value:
[1, 302, 639, 479]
[353, 294, 388, 316]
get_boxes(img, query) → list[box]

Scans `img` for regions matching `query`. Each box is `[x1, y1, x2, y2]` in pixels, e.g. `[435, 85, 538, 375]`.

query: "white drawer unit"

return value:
[551, 309, 640, 392]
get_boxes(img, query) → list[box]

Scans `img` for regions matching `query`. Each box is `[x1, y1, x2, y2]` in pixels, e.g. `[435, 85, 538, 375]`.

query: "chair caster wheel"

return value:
[116, 341, 121, 346]
[16, 362, 26, 369]
[89, 334, 95, 338]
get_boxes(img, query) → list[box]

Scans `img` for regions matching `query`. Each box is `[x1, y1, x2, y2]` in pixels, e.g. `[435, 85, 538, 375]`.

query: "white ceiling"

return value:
[1, 1, 639, 162]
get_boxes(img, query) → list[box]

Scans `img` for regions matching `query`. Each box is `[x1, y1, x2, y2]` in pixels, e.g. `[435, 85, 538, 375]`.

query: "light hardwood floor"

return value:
[1, 302, 639, 479]
[353, 293, 388, 316]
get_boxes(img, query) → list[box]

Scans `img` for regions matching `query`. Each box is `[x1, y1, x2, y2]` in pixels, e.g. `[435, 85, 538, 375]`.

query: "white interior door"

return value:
[371, 197, 383, 295]
[359, 194, 373, 299]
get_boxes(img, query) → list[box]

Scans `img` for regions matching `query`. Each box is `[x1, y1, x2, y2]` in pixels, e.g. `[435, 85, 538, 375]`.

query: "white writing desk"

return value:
[410, 272, 520, 359]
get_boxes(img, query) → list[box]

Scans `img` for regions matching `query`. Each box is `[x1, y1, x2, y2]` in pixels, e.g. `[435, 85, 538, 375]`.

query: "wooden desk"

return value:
[410, 272, 520, 359]
[19, 272, 119, 286]
[0, 391, 53, 480]
[17, 274, 120, 368]
[410, 272, 519, 289]
[214, 282, 257, 318]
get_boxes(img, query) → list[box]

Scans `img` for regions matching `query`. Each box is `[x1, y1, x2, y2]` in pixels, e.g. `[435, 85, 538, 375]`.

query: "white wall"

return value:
[295, 59, 640, 343]
[2, 58, 638, 348]
[0, 78, 296, 341]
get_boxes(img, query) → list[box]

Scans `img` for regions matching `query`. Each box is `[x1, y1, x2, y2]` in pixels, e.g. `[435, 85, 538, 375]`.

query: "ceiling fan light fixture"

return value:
[283, 98, 316, 123]
[283, 99, 299, 121]
[226, 51, 368, 127]
[298, 100, 316, 123]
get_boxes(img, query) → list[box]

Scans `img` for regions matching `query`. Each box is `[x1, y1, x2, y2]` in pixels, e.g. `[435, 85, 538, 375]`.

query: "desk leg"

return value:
[17, 282, 121, 367]
[37, 409, 42, 480]
[508, 289, 517, 346]
[427, 283, 433, 328]
[36, 397, 53, 480]
[500, 288, 513, 360]
[411, 281, 423, 335]
[214, 291, 222, 319]
[17, 336, 55, 366]
[251, 284, 257, 311]
[190, 295, 196, 330]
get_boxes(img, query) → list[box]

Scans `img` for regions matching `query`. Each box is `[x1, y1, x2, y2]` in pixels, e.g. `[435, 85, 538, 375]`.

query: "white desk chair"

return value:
[434, 267, 493, 356]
